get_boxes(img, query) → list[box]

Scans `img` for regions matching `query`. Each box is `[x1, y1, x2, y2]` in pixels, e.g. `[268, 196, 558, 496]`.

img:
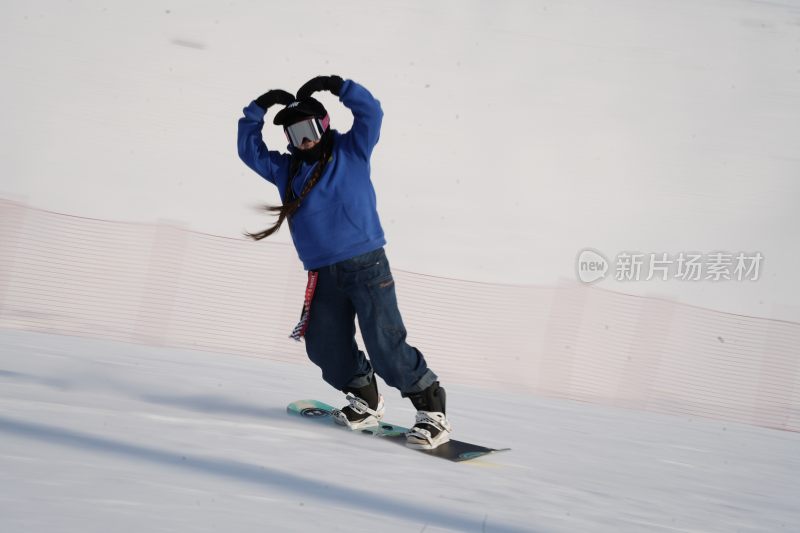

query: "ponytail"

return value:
[246, 143, 331, 241]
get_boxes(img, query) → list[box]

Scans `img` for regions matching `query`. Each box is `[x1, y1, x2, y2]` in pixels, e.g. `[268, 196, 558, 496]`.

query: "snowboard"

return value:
[287, 399, 510, 462]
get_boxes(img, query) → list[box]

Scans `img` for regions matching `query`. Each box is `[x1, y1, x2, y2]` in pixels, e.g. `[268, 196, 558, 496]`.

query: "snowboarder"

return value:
[237, 75, 451, 449]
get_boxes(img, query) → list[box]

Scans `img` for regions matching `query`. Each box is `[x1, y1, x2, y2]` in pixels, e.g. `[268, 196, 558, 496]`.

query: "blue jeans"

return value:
[303, 247, 438, 395]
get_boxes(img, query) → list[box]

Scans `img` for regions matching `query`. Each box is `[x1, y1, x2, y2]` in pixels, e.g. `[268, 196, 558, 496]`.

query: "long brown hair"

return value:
[246, 141, 332, 241]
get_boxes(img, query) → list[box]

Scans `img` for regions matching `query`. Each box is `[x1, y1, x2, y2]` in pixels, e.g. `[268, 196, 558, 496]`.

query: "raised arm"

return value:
[237, 89, 295, 185]
[296, 75, 384, 161]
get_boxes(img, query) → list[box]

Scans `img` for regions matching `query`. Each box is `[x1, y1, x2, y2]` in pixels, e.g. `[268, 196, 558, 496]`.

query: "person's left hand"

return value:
[296, 75, 344, 100]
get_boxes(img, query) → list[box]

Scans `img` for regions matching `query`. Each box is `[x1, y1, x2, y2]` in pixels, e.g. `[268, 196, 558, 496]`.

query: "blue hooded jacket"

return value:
[237, 80, 386, 270]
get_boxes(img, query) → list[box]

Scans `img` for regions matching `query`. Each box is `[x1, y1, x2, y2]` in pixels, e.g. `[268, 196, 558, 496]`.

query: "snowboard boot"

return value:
[332, 377, 385, 430]
[405, 381, 452, 450]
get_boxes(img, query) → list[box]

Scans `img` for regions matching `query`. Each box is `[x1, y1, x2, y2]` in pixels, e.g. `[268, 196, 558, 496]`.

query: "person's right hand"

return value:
[254, 89, 295, 111]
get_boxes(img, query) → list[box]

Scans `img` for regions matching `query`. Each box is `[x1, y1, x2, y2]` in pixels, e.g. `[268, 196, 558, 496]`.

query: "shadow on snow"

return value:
[0, 415, 534, 533]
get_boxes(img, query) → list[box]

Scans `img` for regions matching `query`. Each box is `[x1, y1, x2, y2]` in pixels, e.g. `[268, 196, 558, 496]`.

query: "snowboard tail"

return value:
[287, 399, 509, 462]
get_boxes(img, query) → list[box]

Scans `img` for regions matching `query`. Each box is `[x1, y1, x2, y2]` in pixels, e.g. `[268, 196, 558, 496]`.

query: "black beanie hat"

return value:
[273, 97, 328, 126]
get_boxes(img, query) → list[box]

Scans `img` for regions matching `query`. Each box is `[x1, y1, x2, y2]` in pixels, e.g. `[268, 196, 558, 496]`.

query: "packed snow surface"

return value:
[1, 329, 798, 532]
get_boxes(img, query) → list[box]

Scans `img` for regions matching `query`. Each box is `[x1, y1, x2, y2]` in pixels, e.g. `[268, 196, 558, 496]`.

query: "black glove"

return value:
[296, 75, 344, 100]
[254, 89, 295, 111]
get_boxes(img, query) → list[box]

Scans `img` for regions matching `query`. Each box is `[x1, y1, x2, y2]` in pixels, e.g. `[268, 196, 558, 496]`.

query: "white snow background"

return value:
[1, 0, 799, 320]
[1, 1, 800, 532]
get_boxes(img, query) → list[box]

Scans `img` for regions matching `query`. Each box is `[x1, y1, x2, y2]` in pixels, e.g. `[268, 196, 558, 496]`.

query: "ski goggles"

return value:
[284, 115, 330, 147]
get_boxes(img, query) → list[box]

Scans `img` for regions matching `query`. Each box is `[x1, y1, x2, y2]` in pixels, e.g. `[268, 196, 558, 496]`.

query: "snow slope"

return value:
[1, 329, 798, 532]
